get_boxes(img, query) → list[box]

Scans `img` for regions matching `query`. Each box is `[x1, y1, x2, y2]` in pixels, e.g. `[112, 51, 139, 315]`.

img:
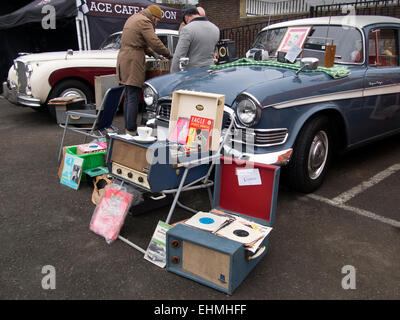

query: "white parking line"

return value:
[332, 164, 400, 204]
[304, 163, 400, 228]
[307, 193, 400, 228]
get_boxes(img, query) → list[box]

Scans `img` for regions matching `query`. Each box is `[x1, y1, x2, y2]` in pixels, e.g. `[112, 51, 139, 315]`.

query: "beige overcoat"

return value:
[116, 9, 171, 87]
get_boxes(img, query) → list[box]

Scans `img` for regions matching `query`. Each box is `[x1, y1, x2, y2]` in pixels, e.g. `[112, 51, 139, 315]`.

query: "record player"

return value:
[166, 157, 280, 294]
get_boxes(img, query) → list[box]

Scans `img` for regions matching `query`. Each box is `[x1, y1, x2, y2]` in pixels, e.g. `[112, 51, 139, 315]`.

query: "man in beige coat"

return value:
[117, 5, 171, 135]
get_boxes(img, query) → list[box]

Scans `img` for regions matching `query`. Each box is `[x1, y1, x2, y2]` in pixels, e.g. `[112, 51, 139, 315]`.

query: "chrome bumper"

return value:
[223, 144, 293, 166]
[2, 81, 41, 107]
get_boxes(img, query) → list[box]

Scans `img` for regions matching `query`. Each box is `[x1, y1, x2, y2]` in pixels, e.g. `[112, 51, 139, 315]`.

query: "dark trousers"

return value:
[123, 85, 141, 131]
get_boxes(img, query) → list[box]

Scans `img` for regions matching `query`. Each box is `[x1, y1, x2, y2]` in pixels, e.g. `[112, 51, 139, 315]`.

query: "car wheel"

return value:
[47, 79, 94, 118]
[284, 116, 332, 193]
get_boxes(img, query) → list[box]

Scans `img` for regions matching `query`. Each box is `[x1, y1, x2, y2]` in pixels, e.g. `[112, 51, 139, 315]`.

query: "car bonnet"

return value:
[148, 65, 288, 106]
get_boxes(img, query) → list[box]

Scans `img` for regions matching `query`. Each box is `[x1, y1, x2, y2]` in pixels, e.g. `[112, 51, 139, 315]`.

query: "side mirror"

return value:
[179, 57, 189, 71]
[296, 57, 319, 76]
[65, 49, 74, 60]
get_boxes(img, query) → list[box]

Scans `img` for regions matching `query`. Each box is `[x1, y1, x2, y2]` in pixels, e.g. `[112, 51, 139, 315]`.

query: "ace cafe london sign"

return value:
[87, 0, 179, 21]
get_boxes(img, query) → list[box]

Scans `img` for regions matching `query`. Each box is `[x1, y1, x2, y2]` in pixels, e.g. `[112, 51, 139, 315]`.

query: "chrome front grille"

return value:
[224, 117, 288, 146]
[157, 101, 171, 121]
[156, 99, 288, 147]
[15, 61, 27, 94]
[231, 127, 288, 147]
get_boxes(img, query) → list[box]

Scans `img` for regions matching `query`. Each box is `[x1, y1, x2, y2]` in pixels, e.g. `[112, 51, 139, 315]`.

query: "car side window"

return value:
[172, 36, 179, 54]
[368, 28, 399, 67]
[158, 35, 168, 50]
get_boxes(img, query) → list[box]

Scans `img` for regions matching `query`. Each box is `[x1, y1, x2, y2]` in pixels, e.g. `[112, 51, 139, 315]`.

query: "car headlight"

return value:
[143, 84, 158, 111]
[235, 93, 262, 127]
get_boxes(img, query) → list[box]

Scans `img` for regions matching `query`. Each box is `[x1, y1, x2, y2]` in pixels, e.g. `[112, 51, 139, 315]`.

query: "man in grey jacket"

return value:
[171, 6, 220, 73]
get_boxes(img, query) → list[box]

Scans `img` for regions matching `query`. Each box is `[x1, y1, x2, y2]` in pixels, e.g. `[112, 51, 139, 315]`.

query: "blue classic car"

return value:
[143, 16, 400, 193]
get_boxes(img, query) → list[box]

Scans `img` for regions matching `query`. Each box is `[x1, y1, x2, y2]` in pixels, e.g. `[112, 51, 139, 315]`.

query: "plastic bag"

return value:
[89, 184, 134, 244]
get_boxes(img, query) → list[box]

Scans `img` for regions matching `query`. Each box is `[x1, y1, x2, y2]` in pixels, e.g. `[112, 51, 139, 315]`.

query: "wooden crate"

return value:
[168, 90, 225, 151]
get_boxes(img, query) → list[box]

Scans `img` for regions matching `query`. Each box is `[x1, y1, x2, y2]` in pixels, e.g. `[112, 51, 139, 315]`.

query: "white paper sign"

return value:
[236, 168, 262, 186]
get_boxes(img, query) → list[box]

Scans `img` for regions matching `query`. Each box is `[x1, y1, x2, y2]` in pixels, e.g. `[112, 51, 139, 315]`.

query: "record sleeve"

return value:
[216, 220, 264, 245]
[184, 211, 230, 232]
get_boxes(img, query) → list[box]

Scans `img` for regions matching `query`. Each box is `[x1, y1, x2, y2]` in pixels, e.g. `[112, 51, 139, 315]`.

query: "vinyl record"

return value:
[185, 211, 230, 232]
[216, 221, 263, 244]
[199, 217, 215, 225]
[233, 229, 249, 237]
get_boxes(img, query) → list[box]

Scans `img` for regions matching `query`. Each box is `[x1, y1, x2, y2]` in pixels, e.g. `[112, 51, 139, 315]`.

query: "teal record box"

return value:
[166, 157, 280, 294]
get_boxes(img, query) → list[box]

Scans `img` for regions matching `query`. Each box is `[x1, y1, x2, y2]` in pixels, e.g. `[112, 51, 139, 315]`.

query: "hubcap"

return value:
[308, 130, 328, 180]
[60, 88, 87, 103]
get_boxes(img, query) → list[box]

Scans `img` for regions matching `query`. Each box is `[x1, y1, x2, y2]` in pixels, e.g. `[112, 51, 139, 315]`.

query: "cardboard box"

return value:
[94, 74, 119, 110]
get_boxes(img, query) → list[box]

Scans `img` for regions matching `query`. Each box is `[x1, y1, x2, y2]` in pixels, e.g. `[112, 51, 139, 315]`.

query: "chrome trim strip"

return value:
[223, 144, 293, 166]
[240, 91, 263, 108]
[265, 88, 364, 109]
[17, 94, 41, 107]
[143, 82, 158, 95]
[267, 83, 400, 110]
[363, 83, 400, 96]
[243, 148, 293, 165]
[230, 131, 288, 147]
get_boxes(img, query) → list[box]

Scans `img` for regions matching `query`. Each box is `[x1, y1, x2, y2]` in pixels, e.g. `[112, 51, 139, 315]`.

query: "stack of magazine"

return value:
[169, 115, 214, 153]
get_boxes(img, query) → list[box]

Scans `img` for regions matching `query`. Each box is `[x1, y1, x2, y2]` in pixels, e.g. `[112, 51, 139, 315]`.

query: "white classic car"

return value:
[2, 29, 179, 110]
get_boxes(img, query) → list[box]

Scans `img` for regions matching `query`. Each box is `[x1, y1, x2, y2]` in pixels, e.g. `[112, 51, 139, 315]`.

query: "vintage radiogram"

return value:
[106, 135, 211, 193]
[166, 157, 280, 294]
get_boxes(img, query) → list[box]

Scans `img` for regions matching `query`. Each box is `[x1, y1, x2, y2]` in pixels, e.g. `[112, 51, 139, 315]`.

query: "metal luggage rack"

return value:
[116, 106, 236, 254]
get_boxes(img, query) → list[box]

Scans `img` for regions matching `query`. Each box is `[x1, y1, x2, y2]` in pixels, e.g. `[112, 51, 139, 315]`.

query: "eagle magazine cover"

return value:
[185, 115, 213, 152]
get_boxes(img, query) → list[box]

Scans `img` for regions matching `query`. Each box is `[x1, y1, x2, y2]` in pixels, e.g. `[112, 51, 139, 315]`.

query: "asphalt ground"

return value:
[0, 97, 399, 303]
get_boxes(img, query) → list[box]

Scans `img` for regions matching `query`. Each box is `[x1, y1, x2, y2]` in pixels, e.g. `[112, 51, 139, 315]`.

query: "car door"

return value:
[363, 25, 400, 138]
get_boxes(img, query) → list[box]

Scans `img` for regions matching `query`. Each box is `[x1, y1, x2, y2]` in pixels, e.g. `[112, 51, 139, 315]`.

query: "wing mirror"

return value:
[179, 57, 189, 71]
[296, 57, 319, 76]
[65, 49, 74, 60]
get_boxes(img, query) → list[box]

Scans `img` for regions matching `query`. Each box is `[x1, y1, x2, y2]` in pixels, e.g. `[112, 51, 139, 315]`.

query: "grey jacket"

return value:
[171, 17, 220, 73]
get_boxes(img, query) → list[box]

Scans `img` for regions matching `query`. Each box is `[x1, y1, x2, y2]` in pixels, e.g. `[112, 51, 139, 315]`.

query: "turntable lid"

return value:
[212, 157, 280, 227]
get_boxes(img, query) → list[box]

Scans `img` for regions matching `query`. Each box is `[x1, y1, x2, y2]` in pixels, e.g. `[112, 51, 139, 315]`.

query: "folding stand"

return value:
[116, 107, 235, 253]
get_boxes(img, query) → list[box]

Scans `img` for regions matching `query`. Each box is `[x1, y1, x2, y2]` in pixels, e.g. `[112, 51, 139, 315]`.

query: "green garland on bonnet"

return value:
[210, 58, 351, 79]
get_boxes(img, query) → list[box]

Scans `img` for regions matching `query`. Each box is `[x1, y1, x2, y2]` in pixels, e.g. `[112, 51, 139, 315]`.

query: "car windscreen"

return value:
[100, 33, 121, 50]
[99, 33, 175, 53]
[253, 25, 363, 64]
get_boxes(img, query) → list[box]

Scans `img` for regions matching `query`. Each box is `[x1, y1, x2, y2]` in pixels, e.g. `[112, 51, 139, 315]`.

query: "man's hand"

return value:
[152, 52, 163, 59]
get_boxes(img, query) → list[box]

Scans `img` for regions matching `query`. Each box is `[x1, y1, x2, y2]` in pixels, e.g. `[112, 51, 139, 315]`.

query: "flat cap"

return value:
[148, 5, 163, 20]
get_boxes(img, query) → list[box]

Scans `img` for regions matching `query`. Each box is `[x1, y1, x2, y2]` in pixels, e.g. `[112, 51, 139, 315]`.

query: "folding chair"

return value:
[58, 85, 125, 162]
[115, 107, 235, 253]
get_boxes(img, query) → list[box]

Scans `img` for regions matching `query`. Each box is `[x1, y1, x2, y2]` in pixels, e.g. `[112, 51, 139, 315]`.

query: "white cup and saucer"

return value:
[132, 126, 156, 143]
